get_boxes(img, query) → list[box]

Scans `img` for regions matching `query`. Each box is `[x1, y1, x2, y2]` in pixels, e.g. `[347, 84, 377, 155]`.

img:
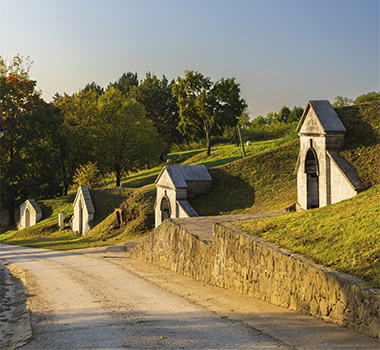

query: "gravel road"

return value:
[0, 244, 293, 350]
[1, 243, 379, 350]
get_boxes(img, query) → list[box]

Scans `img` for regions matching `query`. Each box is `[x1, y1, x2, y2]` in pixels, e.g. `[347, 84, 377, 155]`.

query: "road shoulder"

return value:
[0, 260, 32, 349]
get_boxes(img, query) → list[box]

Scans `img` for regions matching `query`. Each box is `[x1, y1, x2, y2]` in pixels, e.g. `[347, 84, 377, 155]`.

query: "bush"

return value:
[72, 162, 104, 191]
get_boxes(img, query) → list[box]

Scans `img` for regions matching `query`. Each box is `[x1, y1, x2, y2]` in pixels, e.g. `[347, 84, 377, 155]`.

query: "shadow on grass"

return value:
[39, 202, 53, 219]
[189, 168, 255, 216]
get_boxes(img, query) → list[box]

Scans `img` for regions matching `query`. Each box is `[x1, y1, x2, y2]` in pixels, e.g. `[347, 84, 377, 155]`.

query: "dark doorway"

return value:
[161, 197, 171, 222]
[79, 199, 83, 234]
[25, 208, 30, 227]
[305, 149, 319, 209]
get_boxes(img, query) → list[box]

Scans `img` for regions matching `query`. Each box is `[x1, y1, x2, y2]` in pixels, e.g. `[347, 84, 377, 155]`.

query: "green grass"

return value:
[107, 138, 290, 189]
[335, 101, 380, 188]
[236, 185, 380, 288]
[0, 187, 132, 250]
[190, 140, 299, 215]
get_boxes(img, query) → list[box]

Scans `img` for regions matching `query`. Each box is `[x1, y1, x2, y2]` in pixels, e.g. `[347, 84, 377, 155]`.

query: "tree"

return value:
[95, 87, 163, 186]
[72, 162, 104, 191]
[53, 89, 98, 194]
[129, 73, 182, 150]
[332, 96, 353, 108]
[173, 71, 246, 156]
[276, 106, 291, 123]
[108, 72, 138, 95]
[288, 106, 304, 123]
[82, 82, 104, 96]
[265, 112, 277, 124]
[354, 91, 380, 105]
[0, 55, 64, 224]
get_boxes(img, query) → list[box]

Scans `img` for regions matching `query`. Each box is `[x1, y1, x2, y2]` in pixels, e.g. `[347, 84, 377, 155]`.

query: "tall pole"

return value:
[237, 124, 246, 158]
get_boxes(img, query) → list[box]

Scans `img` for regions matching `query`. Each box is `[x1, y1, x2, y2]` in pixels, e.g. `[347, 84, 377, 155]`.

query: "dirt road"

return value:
[1, 243, 379, 350]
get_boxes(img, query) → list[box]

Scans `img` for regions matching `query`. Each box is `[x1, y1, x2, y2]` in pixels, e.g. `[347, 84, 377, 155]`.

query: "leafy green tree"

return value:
[108, 72, 138, 95]
[251, 115, 267, 127]
[173, 71, 246, 156]
[265, 112, 277, 124]
[95, 87, 163, 186]
[354, 91, 380, 105]
[129, 73, 182, 150]
[288, 106, 304, 123]
[276, 106, 291, 123]
[332, 96, 353, 108]
[0, 55, 64, 224]
[72, 162, 104, 191]
[82, 82, 104, 96]
[53, 89, 98, 193]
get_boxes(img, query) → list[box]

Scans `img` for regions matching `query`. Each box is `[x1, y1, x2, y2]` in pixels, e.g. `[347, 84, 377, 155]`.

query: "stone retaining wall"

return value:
[130, 219, 380, 338]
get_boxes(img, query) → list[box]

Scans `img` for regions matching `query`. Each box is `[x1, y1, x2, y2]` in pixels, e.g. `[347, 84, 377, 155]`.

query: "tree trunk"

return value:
[204, 118, 212, 156]
[62, 164, 68, 196]
[115, 165, 121, 187]
[8, 189, 15, 226]
[234, 125, 240, 146]
[206, 132, 211, 156]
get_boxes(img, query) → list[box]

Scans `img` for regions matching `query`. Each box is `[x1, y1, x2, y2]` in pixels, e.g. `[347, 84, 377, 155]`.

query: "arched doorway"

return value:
[25, 207, 30, 227]
[78, 199, 83, 234]
[161, 196, 171, 222]
[305, 149, 319, 209]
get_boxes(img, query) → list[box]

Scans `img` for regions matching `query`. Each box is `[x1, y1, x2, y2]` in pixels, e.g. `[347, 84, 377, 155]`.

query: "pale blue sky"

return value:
[1, 0, 379, 117]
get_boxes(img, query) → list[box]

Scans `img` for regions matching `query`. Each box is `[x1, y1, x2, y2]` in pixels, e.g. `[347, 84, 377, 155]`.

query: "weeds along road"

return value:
[1, 244, 379, 350]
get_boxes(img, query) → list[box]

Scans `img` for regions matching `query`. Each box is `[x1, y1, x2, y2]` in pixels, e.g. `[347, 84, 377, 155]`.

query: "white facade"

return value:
[154, 165, 212, 227]
[18, 199, 42, 229]
[70, 185, 95, 235]
[296, 100, 364, 210]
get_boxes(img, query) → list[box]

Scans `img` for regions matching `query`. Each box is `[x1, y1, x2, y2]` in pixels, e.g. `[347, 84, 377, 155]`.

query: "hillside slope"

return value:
[190, 140, 299, 215]
[190, 102, 380, 216]
[336, 101, 380, 188]
[237, 184, 380, 288]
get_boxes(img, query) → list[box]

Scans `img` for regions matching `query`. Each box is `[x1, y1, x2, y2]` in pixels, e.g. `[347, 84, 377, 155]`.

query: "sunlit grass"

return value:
[236, 185, 380, 288]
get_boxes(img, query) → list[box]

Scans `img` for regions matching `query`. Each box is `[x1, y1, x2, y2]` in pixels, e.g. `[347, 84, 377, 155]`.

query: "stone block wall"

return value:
[130, 219, 380, 338]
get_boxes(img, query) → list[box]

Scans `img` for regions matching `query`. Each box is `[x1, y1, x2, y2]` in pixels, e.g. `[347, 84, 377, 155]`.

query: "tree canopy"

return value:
[95, 87, 163, 186]
[173, 71, 246, 156]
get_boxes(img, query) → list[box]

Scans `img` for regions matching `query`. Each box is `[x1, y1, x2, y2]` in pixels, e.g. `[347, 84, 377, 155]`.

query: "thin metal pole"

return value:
[237, 124, 246, 158]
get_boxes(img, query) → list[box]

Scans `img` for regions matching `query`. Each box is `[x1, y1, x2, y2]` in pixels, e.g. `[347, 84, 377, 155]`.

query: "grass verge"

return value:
[190, 140, 299, 215]
[236, 185, 380, 288]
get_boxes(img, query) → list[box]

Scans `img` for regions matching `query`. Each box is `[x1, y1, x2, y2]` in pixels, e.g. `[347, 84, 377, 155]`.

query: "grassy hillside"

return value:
[0, 187, 132, 250]
[190, 102, 380, 216]
[236, 185, 380, 288]
[336, 101, 380, 188]
[112, 137, 294, 188]
[1, 102, 377, 251]
[190, 140, 299, 215]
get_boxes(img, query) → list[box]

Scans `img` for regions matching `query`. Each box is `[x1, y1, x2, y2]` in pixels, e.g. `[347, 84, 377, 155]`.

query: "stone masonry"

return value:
[131, 218, 380, 338]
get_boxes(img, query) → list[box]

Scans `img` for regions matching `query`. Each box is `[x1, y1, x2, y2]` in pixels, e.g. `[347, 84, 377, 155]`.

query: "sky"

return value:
[0, 0, 379, 118]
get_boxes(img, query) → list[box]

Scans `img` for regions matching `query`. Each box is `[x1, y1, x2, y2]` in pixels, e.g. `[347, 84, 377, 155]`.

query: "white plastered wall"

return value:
[155, 186, 188, 227]
[329, 158, 357, 204]
[19, 201, 42, 229]
[71, 189, 94, 235]
[297, 134, 328, 210]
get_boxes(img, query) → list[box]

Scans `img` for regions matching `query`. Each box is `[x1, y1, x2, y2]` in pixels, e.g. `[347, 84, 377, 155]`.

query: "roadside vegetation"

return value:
[236, 185, 380, 288]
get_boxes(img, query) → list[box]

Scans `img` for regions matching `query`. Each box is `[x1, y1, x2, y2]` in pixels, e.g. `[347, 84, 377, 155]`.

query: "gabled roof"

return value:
[73, 185, 95, 214]
[327, 151, 365, 191]
[177, 200, 199, 217]
[155, 165, 212, 189]
[23, 199, 42, 213]
[297, 100, 346, 133]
